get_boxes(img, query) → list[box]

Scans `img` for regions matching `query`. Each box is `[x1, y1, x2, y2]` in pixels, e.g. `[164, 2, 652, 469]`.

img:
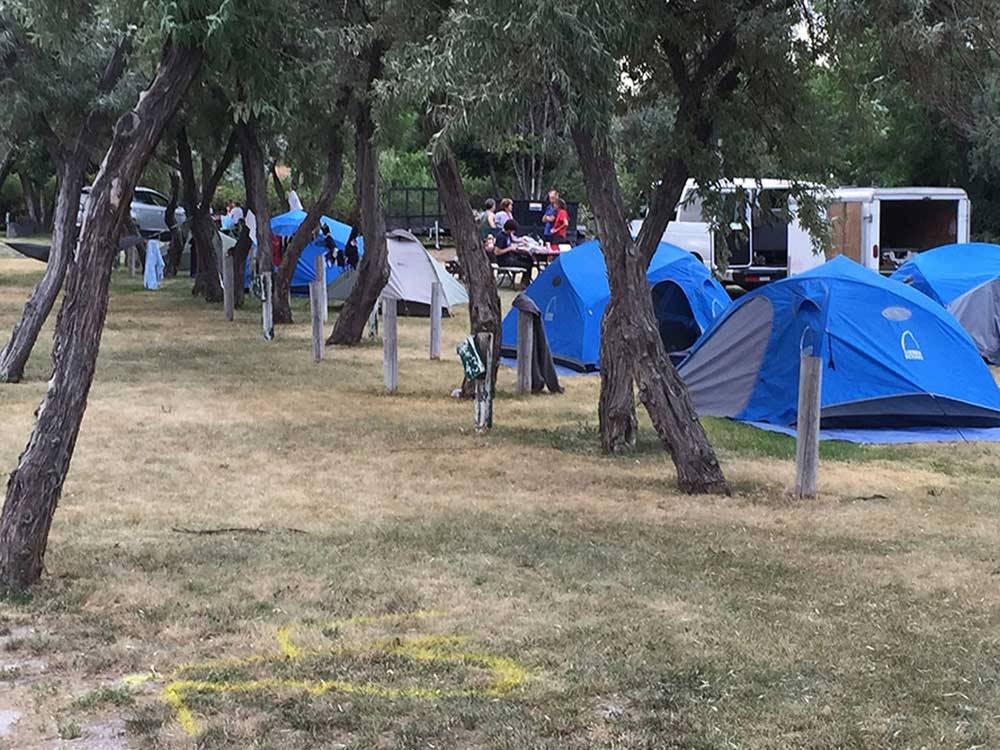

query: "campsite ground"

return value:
[1, 246, 1000, 749]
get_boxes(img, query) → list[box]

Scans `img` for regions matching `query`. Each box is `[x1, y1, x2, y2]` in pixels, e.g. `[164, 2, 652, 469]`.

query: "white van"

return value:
[632, 180, 971, 288]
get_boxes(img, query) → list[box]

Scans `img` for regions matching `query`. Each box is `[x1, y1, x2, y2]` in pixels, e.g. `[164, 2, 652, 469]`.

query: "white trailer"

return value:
[632, 180, 972, 288]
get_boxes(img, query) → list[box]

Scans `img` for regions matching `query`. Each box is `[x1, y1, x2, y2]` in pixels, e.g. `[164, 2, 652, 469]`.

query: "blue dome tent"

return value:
[678, 257, 1000, 442]
[499, 240, 731, 371]
[890, 243, 1000, 364]
[265, 210, 364, 291]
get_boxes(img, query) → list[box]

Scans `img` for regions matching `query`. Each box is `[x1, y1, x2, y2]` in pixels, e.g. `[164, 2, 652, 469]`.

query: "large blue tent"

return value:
[500, 239, 731, 371]
[678, 257, 1000, 440]
[890, 243, 1000, 364]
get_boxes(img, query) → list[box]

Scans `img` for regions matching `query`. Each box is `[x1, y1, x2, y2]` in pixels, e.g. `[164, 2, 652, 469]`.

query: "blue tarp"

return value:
[748, 421, 1000, 445]
[500, 240, 731, 371]
[890, 242, 1000, 306]
[678, 256, 1000, 435]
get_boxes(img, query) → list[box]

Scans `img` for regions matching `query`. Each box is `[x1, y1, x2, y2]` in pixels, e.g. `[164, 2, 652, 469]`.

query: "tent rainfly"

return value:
[500, 239, 731, 371]
[891, 242, 1000, 364]
[326, 230, 468, 316]
[678, 256, 1000, 440]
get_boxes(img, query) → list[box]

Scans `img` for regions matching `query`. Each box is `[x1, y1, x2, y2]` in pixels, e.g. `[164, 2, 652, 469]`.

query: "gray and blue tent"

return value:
[890, 242, 1000, 364]
[678, 257, 1000, 443]
[500, 240, 731, 371]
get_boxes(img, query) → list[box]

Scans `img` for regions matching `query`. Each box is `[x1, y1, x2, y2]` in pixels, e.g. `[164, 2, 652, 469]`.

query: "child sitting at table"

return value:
[494, 219, 535, 287]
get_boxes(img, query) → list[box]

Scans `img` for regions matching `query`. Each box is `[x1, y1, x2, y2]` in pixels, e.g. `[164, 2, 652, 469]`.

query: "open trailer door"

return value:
[827, 200, 865, 264]
[877, 191, 965, 273]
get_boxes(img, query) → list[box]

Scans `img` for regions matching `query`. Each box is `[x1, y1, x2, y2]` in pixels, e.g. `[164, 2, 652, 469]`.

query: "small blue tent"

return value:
[500, 239, 731, 371]
[678, 257, 1000, 436]
[267, 210, 364, 291]
[890, 243, 1000, 364]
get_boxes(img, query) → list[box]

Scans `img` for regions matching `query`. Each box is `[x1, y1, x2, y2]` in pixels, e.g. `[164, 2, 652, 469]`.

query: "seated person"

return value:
[320, 224, 342, 267]
[494, 219, 534, 286]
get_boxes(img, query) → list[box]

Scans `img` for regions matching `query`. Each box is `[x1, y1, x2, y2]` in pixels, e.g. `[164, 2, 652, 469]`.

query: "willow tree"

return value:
[0, 5, 135, 383]
[428, 0, 830, 493]
[0, 2, 231, 592]
[329, 0, 450, 345]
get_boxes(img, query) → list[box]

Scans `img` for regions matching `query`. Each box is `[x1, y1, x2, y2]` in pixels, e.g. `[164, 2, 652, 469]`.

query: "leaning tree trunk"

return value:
[0, 147, 15, 192]
[190, 209, 222, 301]
[0, 39, 130, 384]
[571, 126, 728, 495]
[430, 148, 502, 398]
[275, 122, 348, 324]
[0, 159, 87, 383]
[236, 118, 274, 314]
[328, 102, 389, 345]
[0, 42, 202, 592]
[270, 162, 287, 208]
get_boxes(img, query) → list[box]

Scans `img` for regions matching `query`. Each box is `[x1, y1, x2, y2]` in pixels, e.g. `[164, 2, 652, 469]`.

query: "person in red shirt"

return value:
[549, 197, 569, 250]
[271, 233, 283, 267]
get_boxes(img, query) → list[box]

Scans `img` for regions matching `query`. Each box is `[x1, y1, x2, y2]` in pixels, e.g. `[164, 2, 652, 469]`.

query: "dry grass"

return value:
[1, 249, 1000, 749]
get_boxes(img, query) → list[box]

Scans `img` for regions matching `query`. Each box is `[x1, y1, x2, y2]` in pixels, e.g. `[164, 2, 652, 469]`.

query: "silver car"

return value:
[77, 186, 186, 238]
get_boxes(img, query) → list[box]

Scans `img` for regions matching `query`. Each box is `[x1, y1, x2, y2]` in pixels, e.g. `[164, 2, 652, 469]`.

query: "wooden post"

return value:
[474, 332, 494, 432]
[516, 309, 533, 395]
[314, 254, 328, 322]
[261, 271, 274, 341]
[127, 245, 137, 275]
[367, 304, 379, 339]
[429, 281, 443, 360]
[794, 351, 823, 499]
[222, 251, 234, 322]
[309, 278, 324, 363]
[383, 296, 398, 393]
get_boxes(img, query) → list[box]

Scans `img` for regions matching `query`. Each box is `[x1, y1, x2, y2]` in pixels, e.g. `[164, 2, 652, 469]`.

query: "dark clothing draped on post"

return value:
[513, 293, 563, 394]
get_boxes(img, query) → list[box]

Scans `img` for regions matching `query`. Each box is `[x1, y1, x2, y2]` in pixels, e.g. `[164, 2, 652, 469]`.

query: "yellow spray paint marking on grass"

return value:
[144, 610, 531, 737]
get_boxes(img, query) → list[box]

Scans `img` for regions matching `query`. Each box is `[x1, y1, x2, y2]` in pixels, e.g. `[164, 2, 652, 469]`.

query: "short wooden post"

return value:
[794, 351, 822, 499]
[309, 279, 324, 363]
[474, 332, 494, 432]
[314, 254, 328, 322]
[261, 271, 274, 341]
[429, 281, 443, 360]
[127, 245, 137, 275]
[367, 304, 379, 339]
[516, 309, 533, 395]
[383, 297, 398, 393]
[222, 251, 234, 322]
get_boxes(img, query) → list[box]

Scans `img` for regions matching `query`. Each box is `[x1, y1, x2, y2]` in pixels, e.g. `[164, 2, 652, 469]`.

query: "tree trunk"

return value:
[190, 210, 222, 302]
[328, 102, 389, 345]
[275, 123, 348, 324]
[236, 119, 273, 285]
[0, 147, 14, 189]
[164, 171, 184, 276]
[19, 173, 44, 228]
[177, 127, 234, 302]
[571, 126, 728, 495]
[0, 40, 130, 383]
[430, 148, 502, 398]
[270, 161, 287, 208]
[0, 159, 86, 383]
[0, 41, 202, 592]
[231, 223, 252, 309]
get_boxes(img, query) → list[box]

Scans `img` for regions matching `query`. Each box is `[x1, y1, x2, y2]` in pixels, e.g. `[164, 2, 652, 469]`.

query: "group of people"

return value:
[217, 198, 359, 274]
[480, 189, 570, 287]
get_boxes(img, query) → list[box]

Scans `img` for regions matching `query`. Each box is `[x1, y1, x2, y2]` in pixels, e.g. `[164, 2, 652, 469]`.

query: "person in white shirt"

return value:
[245, 210, 257, 246]
[288, 178, 304, 212]
[228, 203, 244, 225]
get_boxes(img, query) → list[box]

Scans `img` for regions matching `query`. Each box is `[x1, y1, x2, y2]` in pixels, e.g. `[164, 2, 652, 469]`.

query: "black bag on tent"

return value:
[512, 293, 563, 394]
